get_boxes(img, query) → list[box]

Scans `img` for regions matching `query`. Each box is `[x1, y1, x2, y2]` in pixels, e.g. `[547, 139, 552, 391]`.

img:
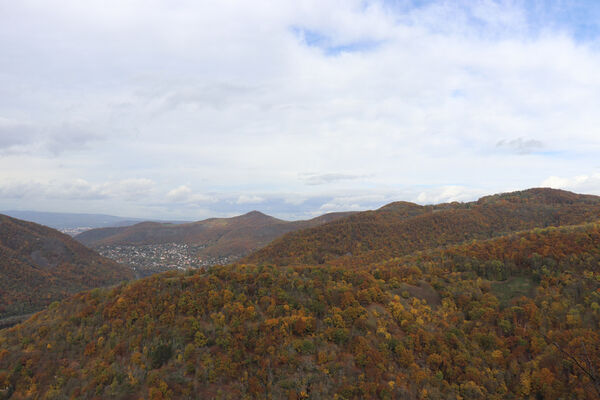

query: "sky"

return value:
[1, 0, 600, 221]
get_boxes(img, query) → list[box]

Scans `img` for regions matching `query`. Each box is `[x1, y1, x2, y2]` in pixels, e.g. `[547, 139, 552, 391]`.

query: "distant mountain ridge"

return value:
[243, 188, 600, 266]
[75, 210, 356, 261]
[0, 214, 134, 320]
[1, 210, 188, 233]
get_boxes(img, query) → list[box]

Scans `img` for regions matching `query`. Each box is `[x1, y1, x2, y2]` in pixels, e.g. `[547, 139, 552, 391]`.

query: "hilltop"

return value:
[244, 188, 600, 266]
[0, 214, 134, 320]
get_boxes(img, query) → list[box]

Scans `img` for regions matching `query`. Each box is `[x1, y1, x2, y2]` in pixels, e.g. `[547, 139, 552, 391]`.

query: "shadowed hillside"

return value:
[0, 214, 134, 320]
[244, 188, 600, 266]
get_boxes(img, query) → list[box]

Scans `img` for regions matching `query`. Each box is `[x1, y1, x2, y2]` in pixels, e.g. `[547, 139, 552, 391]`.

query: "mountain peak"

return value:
[233, 210, 282, 223]
[377, 201, 423, 212]
[243, 210, 268, 217]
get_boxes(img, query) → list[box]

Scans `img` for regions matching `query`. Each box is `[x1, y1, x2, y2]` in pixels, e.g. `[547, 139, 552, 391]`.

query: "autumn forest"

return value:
[1, 188, 600, 399]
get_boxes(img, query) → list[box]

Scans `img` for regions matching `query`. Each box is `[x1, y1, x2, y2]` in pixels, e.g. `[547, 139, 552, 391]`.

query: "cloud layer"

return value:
[1, 1, 600, 219]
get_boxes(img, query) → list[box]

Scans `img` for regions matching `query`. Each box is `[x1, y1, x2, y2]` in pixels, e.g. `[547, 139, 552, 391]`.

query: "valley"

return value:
[96, 243, 237, 276]
[76, 211, 355, 275]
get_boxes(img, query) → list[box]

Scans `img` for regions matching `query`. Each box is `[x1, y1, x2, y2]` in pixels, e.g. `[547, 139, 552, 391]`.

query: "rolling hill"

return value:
[244, 188, 600, 266]
[75, 210, 356, 262]
[0, 214, 134, 320]
[1, 219, 599, 399]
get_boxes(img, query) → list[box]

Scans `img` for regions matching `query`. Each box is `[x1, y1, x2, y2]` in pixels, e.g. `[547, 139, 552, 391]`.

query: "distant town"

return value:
[61, 227, 95, 236]
[96, 243, 239, 276]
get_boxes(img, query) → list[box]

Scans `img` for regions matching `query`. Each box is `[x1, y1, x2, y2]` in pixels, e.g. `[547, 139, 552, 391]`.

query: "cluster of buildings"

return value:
[96, 243, 239, 276]
[60, 227, 94, 236]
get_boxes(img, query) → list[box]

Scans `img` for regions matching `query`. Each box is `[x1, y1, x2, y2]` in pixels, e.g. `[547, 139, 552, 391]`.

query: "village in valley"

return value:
[96, 243, 238, 276]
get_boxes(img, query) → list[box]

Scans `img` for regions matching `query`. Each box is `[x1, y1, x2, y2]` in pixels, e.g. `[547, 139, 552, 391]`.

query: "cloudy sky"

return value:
[2, 0, 600, 220]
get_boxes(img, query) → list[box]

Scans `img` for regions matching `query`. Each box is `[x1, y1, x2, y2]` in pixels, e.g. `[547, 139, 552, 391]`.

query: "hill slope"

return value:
[76, 211, 355, 262]
[244, 188, 600, 266]
[1, 221, 599, 399]
[0, 214, 134, 320]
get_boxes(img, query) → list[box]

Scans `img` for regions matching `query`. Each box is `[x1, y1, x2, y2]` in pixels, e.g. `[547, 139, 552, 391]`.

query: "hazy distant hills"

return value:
[0, 214, 134, 320]
[244, 188, 600, 266]
[1, 210, 188, 234]
[75, 210, 356, 262]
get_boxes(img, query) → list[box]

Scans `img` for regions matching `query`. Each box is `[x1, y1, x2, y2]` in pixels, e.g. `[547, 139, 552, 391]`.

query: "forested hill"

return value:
[243, 188, 600, 266]
[75, 210, 355, 260]
[1, 221, 599, 399]
[0, 214, 134, 320]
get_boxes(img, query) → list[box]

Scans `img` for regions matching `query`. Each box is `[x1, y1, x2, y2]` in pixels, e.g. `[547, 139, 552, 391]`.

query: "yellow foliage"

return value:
[491, 350, 503, 361]
[520, 371, 531, 396]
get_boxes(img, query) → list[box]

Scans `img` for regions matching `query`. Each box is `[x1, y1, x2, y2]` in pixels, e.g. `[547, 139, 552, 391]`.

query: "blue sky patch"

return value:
[291, 26, 382, 55]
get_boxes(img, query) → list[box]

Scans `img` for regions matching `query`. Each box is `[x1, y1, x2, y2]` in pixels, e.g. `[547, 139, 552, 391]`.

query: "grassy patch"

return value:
[491, 277, 535, 307]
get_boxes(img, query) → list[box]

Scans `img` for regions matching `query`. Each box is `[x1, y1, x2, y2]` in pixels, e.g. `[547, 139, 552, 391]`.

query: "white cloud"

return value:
[0, 178, 155, 201]
[415, 186, 487, 205]
[236, 195, 265, 204]
[166, 185, 215, 204]
[0, 117, 102, 155]
[0, 118, 37, 151]
[318, 202, 363, 213]
[541, 173, 600, 195]
[315, 193, 390, 214]
[166, 185, 192, 201]
[105, 178, 155, 200]
[496, 138, 544, 155]
[0, 1, 599, 218]
[284, 195, 309, 206]
[300, 172, 366, 185]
